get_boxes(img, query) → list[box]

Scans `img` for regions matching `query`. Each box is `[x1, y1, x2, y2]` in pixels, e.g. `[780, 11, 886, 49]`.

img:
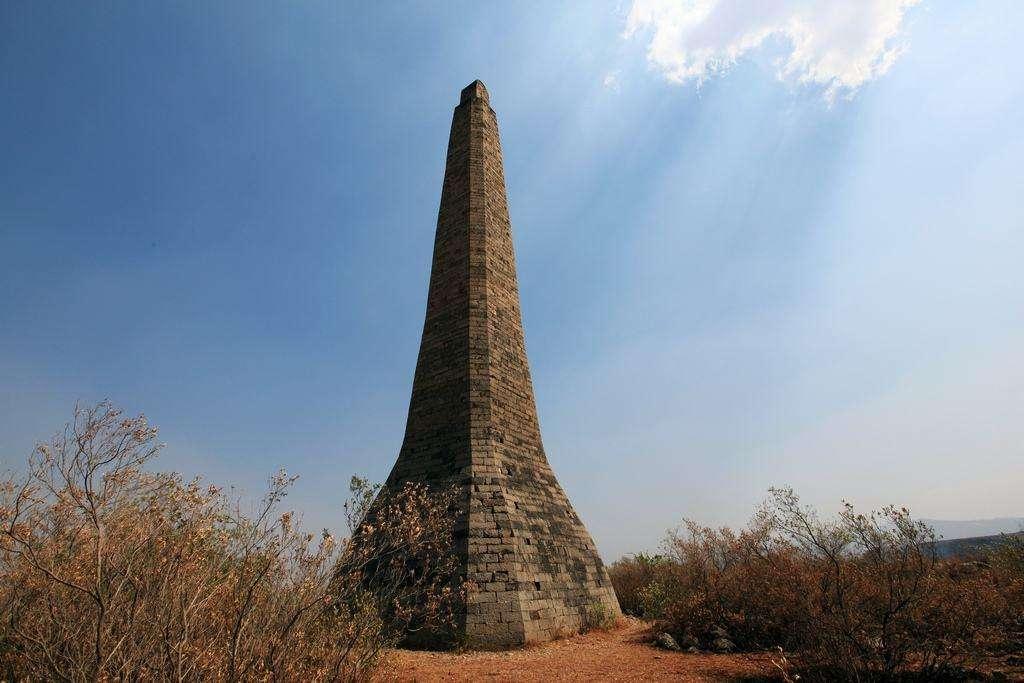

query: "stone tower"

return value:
[382, 80, 620, 649]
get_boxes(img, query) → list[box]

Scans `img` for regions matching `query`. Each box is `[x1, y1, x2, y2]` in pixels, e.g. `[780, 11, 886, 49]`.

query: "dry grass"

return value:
[610, 488, 1024, 681]
[4, 402, 1021, 681]
[0, 402, 460, 681]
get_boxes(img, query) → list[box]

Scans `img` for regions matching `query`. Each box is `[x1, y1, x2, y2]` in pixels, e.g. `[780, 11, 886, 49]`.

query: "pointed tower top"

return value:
[375, 79, 621, 649]
[459, 79, 489, 104]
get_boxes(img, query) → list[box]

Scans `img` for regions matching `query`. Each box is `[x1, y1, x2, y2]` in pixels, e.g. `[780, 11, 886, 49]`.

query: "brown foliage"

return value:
[607, 553, 676, 618]
[611, 487, 1024, 681]
[0, 402, 459, 681]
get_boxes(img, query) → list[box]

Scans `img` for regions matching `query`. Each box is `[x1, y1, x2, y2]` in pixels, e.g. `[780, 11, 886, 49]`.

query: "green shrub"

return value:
[583, 601, 617, 632]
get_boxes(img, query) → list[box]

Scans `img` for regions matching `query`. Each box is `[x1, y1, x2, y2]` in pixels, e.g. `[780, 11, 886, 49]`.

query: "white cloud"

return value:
[603, 69, 622, 91]
[625, 0, 921, 101]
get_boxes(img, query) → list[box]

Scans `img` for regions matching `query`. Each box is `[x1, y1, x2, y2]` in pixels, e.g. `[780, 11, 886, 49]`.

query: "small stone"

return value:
[655, 633, 681, 651]
[708, 625, 730, 640]
[678, 634, 700, 649]
[711, 637, 736, 653]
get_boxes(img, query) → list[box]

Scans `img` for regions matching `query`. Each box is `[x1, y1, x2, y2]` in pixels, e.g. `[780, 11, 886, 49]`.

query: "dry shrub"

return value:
[608, 553, 675, 618]
[664, 511, 812, 653]
[339, 477, 463, 649]
[622, 487, 1024, 681]
[0, 402, 459, 681]
[964, 533, 1024, 656]
[989, 533, 1024, 612]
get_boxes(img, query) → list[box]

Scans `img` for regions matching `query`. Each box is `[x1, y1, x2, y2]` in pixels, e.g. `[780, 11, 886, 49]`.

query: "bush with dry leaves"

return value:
[0, 402, 459, 681]
[610, 488, 1024, 681]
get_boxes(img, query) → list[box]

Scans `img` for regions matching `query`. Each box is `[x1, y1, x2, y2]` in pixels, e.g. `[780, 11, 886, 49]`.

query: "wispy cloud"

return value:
[603, 69, 622, 91]
[625, 0, 921, 101]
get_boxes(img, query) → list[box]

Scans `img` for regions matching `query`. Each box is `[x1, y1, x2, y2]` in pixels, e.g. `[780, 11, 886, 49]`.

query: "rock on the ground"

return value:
[708, 626, 730, 640]
[678, 634, 700, 650]
[654, 633, 681, 651]
[711, 637, 736, 653]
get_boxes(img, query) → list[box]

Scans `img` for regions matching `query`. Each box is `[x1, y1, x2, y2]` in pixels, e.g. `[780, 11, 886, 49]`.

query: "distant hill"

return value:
[922, 517, 1024, 541]
[929, 531, 1024, 559]
[916, 518, 1023, 559]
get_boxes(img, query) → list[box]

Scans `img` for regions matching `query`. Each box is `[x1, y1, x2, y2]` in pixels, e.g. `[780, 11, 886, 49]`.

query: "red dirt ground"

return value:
[377, 619, 780, 682]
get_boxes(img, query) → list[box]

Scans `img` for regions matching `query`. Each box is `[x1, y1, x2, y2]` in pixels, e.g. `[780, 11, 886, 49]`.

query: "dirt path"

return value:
[378, 619, 779, 682]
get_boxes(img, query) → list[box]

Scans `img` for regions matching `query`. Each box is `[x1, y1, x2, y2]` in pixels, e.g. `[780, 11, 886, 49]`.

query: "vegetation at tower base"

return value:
[340, 477, 465, 650]
[0, 413, 1018, 681]
[609, 488, 1024, 681]
[370, 79, 622, 650]
[0, 402, 456, 681]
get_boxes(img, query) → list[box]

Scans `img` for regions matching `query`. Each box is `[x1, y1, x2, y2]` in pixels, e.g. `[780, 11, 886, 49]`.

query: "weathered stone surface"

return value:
[711, 637, 736, 653]
[379, 80, 621, 649]
[678, 634, 700, 650]
[708, 625, 730, 641]
[655, 633, 682, 651]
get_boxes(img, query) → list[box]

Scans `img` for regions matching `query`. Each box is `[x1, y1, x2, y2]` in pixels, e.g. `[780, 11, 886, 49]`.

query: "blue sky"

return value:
[2, 1, 1022, 560]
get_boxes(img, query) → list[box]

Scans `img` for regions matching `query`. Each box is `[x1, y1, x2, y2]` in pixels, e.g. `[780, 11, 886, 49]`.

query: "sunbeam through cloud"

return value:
[625, 0, 921, 101]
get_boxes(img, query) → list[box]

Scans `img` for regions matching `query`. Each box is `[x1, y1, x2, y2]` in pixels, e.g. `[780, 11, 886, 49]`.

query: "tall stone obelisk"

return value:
[383, 80, 620, 649]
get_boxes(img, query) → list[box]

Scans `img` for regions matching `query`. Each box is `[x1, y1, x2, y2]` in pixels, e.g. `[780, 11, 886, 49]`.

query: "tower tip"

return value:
[460, 80, 489, 104]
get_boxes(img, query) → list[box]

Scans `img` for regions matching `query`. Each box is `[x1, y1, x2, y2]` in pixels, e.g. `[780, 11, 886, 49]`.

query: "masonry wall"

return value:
[383, 81, 620, 649]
